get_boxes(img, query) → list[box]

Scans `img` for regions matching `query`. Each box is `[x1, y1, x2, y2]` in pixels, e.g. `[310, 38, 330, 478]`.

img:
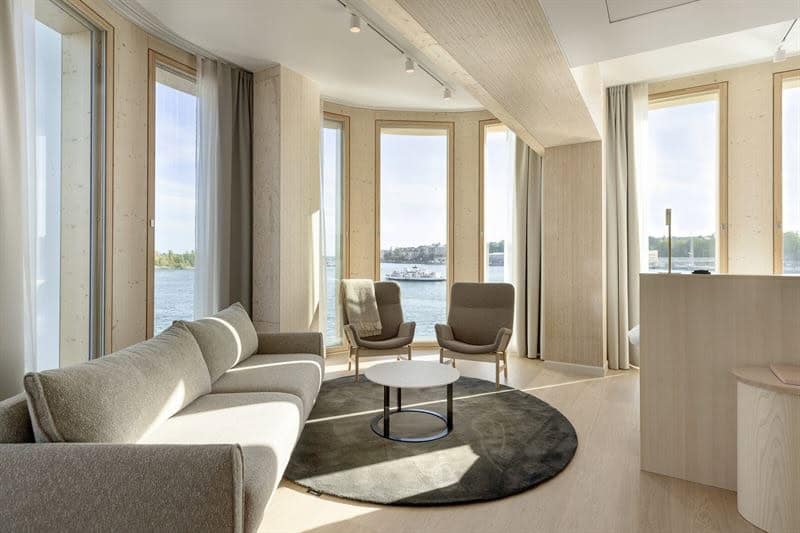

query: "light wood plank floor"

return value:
[261, 352, 759, 533]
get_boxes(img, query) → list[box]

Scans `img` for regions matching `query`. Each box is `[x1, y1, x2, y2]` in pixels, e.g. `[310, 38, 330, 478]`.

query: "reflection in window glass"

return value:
[483, 123, 516, 282]
[782, 75, 800, 273]
[380, 127, 449, 340]
[646, 92, 720, 272]
[153, 66, 197, 334]
[323, 119, 345, 346]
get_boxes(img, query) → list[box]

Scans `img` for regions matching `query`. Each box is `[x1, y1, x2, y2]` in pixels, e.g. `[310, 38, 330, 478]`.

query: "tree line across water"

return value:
[154, 250, 195, 269]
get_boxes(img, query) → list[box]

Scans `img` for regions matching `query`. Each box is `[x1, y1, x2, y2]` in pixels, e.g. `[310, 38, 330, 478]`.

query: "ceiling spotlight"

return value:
[774, 44, 787, 63]
[349, 13, 362, 33]
[442, 87, 453, 100]
[405, 56, 415, 73]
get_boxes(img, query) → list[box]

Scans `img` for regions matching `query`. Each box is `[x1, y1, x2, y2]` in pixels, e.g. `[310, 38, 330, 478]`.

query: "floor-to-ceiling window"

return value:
[378, 122, 452, 341]
[775, 70, 800, 274]
[646, 84, 728, 273]
[481, 121, 516, 282]
[323, 114, 348, 347]
[34, 0, 106, 369]
[148, 53, 197, 335]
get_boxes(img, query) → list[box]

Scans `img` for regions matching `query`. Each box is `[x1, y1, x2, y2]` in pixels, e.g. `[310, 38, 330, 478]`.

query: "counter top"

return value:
[732, 366, 800, 396]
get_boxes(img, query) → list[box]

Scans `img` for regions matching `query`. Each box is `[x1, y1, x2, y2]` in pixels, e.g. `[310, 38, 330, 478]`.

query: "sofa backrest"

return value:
[23, 322, 211, 443]
[182, 302, 259, 382]
[0, 393, 34, 443]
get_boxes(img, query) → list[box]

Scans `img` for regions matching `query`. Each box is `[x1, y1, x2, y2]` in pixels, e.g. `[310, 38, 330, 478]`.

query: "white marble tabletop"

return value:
[364, 360, 460, 389]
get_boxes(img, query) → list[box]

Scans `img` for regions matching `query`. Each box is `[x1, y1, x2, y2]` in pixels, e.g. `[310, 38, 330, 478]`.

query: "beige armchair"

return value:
[343, 281, 415, 381]
[436, 282, 514, 389]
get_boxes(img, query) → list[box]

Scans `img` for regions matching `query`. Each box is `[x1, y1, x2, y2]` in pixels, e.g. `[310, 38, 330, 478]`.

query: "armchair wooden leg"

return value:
[355, 354, 360, 382]
[347, 352, 352, 372]
[439, 348, 443, 364]
[407, 346, 412, 360]
[503, 352, 508, 380]
[495, 358, 500, 390]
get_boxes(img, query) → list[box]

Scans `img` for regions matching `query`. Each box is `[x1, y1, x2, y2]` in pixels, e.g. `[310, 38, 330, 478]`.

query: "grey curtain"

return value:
[606, 83, 647, 369]
[195, 59, 253, 316]
[511, 138, 543, 358]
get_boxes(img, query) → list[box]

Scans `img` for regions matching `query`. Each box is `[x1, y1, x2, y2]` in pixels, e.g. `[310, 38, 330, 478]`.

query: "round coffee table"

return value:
[364, 360, 460, 442]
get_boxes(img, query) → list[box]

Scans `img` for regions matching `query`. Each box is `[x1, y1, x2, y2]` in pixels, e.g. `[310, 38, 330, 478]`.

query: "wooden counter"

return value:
[640, 273, 800, 491]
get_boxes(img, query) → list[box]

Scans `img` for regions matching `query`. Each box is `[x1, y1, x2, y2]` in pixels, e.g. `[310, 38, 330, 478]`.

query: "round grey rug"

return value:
[285, 375, 578, 505]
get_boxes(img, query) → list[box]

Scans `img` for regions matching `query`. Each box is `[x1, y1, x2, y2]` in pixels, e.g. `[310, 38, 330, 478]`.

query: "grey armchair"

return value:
[436, 282, 514, 389]
[343, 281, 416, 381]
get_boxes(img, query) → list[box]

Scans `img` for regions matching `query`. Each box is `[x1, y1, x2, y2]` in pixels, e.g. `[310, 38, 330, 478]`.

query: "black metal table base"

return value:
[370, 383, 453, 443]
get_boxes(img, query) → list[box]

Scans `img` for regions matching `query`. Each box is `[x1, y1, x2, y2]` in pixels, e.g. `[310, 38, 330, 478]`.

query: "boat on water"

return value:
[385, 265, 445, 282]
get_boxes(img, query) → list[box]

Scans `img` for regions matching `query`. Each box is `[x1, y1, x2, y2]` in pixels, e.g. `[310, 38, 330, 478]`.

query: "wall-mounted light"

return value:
[404, 56, 415, 73]
[774, 45, 787, 63]
[443, 87, 453, 100]
[774, 18, 797, 63]
[349, 13, 362, 33]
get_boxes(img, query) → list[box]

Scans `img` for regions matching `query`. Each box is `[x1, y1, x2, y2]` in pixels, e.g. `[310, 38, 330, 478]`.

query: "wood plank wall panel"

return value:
[253, 66, 321, 333]
[252, 67, 282, 332]
[542, 141, 605, 368]
[279, 67, 321, 332]
[640, 273, 800, 491]
[362, 0, 598, 150]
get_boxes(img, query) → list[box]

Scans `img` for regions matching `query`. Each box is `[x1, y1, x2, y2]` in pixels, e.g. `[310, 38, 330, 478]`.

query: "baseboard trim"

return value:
[542, 360, 607, 377]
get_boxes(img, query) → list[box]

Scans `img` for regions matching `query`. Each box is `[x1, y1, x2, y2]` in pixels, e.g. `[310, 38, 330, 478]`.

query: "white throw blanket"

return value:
[342, 279, 383, 337]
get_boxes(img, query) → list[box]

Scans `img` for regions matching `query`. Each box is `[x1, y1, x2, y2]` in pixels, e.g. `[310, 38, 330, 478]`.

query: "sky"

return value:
[782, 84, 800, 233]
[379, 131, 449, 249]
[154, 81, 197, 253]
[646, 98, 718, 239]
[322, 123, 343, 256]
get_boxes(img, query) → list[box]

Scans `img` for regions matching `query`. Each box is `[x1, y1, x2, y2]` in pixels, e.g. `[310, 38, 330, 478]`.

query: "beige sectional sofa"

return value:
[0, 303, 324, 532]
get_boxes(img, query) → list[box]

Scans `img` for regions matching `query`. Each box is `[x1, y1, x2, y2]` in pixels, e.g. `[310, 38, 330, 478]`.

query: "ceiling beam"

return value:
[357, 0, 600, 152]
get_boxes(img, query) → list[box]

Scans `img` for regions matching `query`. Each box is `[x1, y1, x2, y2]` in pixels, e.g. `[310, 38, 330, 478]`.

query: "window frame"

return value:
[772, 69, 800, 274]
[36, 0, 113, 359]
[374, 120, 454, 347]
[647, 82, 729, 273]
[146, 49, 197, 339]
[322, 111, 351, 352]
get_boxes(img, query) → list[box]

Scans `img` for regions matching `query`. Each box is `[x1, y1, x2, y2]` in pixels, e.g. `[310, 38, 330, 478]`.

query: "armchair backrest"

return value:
[448, 282, 514, 346]
[342, 281, 404, 340]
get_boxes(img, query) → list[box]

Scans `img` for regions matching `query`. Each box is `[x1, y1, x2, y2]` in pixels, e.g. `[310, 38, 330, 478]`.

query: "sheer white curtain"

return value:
[0, 0, 37, 397]
[195, 58, 253, 318]
[606, 82, 648, 369]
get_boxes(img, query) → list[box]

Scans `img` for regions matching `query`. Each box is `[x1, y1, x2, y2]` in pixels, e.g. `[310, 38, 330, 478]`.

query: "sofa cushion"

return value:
[0, 393, 34, 443]
[183, 302, 259, 382]
[23, 322, 211, 443]
[139, 392, 303, 533]
[210, 353, 323, 419]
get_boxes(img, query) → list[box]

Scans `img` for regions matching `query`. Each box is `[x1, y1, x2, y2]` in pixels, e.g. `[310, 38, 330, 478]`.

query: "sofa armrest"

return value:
[0, 443, 244, 532]
[257, 332, 324, 357]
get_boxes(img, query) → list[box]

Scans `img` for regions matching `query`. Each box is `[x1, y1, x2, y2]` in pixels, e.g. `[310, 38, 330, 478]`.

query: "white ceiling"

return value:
[597, 19, 800, 86]
[133, 0, 481, 111]
[539, 0, 800, 67]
